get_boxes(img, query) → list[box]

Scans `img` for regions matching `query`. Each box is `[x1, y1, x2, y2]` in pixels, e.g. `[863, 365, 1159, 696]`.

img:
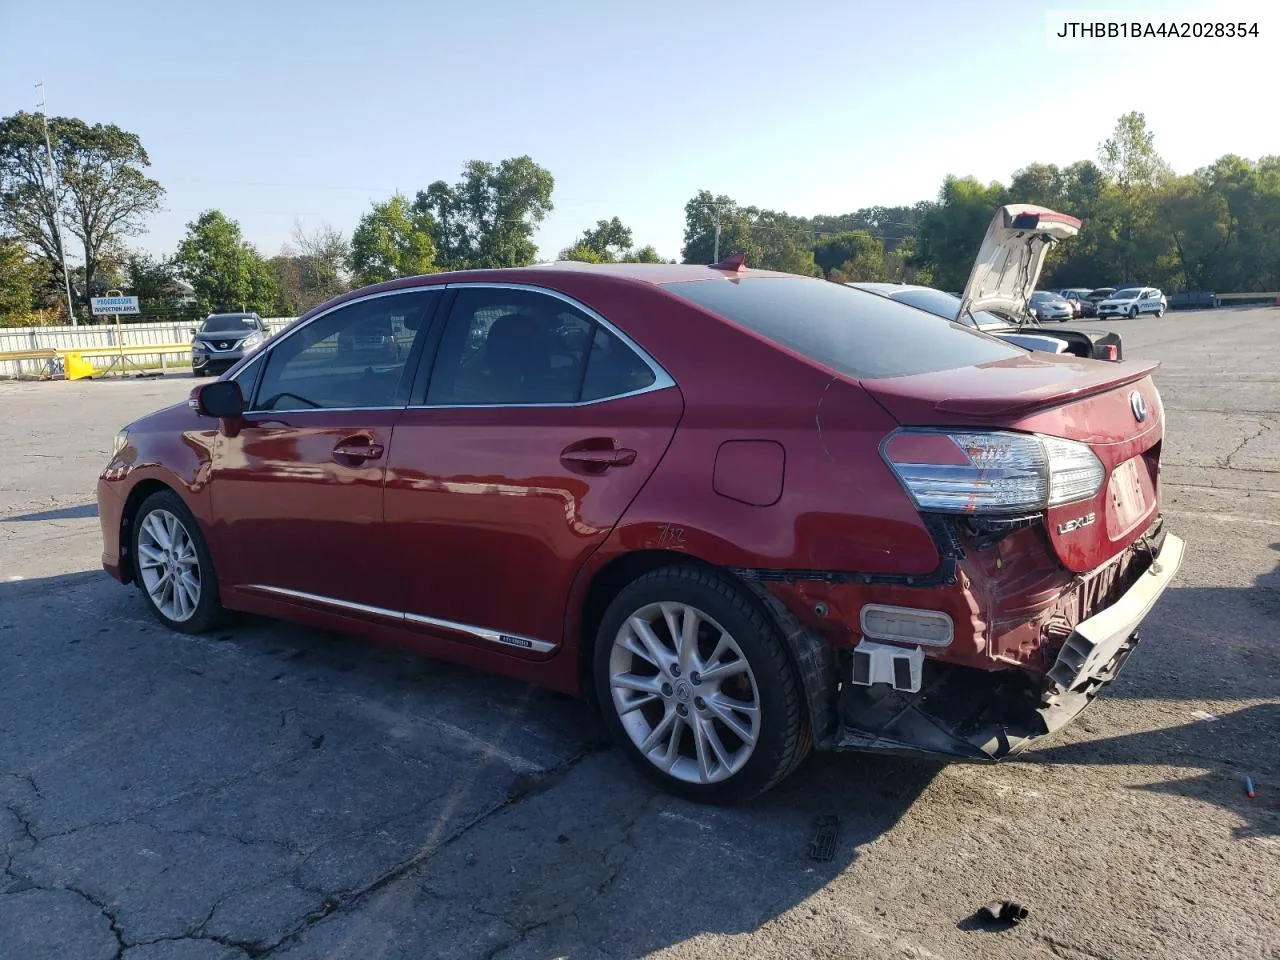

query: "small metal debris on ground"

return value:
[1245, 776, 1256, 798]
[976, 900, 1029, 927]
[1190, 709, 1219, 722]
[808, 814, 840, 862]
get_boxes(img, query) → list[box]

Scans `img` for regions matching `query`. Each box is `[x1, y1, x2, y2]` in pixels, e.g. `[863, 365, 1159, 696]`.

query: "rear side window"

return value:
[424, 287, 657, 405]
[664, 277, 1022, 380]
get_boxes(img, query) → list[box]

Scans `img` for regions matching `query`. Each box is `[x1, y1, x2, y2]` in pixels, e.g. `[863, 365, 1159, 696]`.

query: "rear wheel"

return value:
[1156, 305, 1165, 318]
[593, 565, 810, 804]
[131, 490, 223, 633]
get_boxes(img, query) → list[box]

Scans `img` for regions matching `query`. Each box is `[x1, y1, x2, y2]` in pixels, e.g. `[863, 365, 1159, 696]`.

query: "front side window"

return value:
[251, 291, 436, 411]
[230, 352, 265, 403]
[424, 288, 656, 405]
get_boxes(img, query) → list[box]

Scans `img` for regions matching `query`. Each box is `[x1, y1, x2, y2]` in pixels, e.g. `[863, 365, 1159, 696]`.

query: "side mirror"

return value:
[194, 380, 244, 418]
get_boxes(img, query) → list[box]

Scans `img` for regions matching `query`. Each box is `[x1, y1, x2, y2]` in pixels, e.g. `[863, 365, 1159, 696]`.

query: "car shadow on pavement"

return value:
[0, 502, 98, 523]
[0, 568, 943, 960]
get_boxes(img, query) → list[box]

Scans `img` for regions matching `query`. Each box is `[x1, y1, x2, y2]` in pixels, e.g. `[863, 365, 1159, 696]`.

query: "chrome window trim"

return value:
[242, 286, 443, 413]
[409, 280, 677, 410]
[244, 584, 556, 653]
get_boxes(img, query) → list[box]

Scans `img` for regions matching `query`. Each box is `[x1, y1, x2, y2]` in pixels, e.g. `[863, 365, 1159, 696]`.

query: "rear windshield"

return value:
[663, 277, 1022, 380]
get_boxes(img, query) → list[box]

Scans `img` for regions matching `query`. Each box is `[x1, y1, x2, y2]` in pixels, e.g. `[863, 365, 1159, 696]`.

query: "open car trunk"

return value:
[959, 205, 1123, 362]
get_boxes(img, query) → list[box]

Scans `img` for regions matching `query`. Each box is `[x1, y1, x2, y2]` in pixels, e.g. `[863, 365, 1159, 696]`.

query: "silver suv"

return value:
[191, 313, 270, 376]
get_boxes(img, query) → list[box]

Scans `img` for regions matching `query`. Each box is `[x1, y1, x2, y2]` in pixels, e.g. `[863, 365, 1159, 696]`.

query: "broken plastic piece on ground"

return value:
[808, 814, 839, 861]
[976, 900, 1029, 926]
[1245, 776, 1256, 798]
[1190, 709, 1219, 722]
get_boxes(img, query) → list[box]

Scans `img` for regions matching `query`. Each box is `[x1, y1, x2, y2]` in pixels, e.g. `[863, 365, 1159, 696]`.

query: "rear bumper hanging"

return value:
[828, 532, 1185, 762]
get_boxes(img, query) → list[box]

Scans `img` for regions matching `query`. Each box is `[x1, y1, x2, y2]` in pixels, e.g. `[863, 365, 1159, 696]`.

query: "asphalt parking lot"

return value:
[2, 307, 1277, 960]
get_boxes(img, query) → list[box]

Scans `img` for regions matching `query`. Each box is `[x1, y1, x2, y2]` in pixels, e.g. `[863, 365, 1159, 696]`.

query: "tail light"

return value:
[1103, 344, 1119, 361]
[881, 429, 1104, 515]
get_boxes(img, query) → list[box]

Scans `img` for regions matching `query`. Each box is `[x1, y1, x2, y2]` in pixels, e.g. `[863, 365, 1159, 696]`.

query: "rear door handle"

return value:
[560, 447, 637, 468]
[333, 441, 385, 462]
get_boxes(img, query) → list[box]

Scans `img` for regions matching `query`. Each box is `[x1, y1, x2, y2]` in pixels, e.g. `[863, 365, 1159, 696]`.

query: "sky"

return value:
[1, 0, 1276, 266]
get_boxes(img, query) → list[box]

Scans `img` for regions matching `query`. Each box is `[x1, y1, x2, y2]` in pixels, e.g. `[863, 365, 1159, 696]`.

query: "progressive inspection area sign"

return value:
[90, 295, 140, 316]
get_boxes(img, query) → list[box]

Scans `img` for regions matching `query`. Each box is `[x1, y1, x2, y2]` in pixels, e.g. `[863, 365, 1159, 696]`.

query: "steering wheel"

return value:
[258, 391, 322, 410]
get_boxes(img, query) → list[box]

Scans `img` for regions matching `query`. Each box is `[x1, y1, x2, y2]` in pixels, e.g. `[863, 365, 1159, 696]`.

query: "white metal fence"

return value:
[0, 318, 296, 379]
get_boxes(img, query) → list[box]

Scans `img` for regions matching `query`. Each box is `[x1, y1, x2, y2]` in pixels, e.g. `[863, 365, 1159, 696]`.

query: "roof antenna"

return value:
[710, 252, 747, 272]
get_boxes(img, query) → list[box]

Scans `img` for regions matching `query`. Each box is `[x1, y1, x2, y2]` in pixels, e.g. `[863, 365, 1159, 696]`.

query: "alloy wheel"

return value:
[137, 508, 202, 622]
[608, 601, 761, 785]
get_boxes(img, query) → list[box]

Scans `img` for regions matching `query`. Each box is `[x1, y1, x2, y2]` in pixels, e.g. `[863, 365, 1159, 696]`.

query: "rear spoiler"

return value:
[933, 360, 1160, 418]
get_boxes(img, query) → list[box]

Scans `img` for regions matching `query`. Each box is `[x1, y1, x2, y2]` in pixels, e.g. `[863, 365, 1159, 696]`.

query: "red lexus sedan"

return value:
[98, 207, 1184, 803]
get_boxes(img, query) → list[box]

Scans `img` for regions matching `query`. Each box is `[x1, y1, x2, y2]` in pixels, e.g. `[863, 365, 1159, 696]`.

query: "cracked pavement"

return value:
[2, 307, 1278, 959]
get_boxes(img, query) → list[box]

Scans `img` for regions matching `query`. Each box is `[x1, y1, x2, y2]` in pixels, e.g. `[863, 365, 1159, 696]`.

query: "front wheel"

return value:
[131, 490, 223, 633]
[1128, 306, 1139, 318]
[594, 565, 811, 804]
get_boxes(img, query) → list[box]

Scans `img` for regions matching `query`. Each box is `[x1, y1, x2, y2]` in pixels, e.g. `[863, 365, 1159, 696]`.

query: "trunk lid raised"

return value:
[957, 205, 1082, 325]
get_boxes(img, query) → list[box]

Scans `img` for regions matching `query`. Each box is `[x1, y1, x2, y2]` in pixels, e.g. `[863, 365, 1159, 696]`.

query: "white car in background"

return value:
[1097, 287, 1167, 319]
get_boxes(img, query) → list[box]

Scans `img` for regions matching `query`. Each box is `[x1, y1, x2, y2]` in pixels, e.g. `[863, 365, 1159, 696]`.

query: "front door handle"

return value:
[560, 446, 637, 468]
[333, 440, 385, 463]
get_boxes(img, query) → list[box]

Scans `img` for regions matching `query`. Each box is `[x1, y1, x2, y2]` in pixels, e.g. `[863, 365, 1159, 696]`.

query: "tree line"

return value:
[3, 110, 1277, 327]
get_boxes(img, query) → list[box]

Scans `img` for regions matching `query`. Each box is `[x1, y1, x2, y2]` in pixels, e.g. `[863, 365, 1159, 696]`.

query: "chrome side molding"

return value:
[243, 584, 555, 654]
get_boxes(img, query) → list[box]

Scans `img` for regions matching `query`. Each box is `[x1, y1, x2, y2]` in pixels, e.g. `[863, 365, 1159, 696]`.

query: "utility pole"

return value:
[713, 204, 721, 263]
[35, 82, 78, 327]
[697, 200, 724, 262]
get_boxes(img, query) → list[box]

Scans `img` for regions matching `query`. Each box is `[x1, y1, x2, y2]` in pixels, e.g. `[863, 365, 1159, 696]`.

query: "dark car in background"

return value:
[1058, 288, 1098, 318]
[191, 313, 270, 376]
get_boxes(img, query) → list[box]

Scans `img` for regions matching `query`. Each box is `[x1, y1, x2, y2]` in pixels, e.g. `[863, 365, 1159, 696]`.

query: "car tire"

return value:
[1156, 306, 1165, 318]
[593, 565, 811, 804]
[131, 490, 223, 634]
[1128, 306, 1139, 318]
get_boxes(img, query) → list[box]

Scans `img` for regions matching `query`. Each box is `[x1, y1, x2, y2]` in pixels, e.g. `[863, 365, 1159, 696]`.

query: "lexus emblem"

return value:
[1130, 391, 1148, 422]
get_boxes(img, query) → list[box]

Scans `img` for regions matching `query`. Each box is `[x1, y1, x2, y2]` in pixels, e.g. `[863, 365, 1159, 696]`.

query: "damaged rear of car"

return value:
[646, 206, 1183, 796]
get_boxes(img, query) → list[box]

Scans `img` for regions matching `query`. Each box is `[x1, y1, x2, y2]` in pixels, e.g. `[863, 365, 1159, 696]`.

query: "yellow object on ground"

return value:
[63, 352, 96, 380]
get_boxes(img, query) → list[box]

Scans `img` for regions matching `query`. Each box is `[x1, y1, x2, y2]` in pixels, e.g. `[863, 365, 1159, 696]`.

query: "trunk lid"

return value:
[865, 354, 1164, 572]
[957, 205, 1082, 325]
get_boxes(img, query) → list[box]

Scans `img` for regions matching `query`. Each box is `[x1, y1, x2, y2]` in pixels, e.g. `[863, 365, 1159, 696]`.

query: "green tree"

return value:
[559, 217, 665, 263]
[625, 244, 664, 263]
[557, 242, 606, 264]
[276, 221, 350, 310]
[1095, 111, 1172, 284]
[0, 238, 47, 326]
[414, 156, 554, 270]
[681, 191, 758, 265]
[348, 194, 437, 286]
[913, 176, 1009, 291]
[0, 112, 163, 321]
[814, 231, 881, 277]
[174, 210, 279, 315]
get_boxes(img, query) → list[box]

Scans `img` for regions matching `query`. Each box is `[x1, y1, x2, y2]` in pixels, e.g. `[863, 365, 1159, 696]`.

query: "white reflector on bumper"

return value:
[860, 604, 954, 647]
